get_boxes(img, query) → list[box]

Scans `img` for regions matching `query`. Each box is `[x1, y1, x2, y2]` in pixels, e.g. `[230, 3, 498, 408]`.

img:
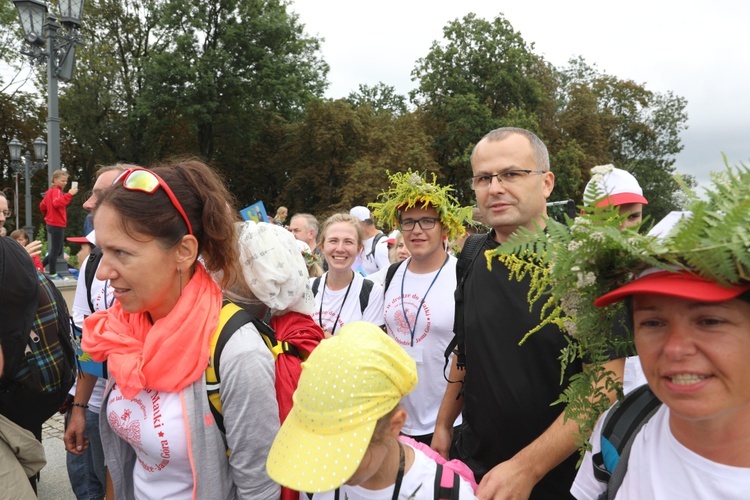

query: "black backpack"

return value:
[443, 233, 488, 373]
[591, 384, 662, 499]
[366, 232, 387, 261]
[311, 276, 374, 314]
[84, 247, 104, 313]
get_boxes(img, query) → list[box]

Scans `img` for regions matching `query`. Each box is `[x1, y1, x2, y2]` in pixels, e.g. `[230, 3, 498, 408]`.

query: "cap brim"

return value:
[66, 236, 90, 244]
[266, 408, 376, 493]
[596, 193, 648, 207]
[594, 271, 750, 307]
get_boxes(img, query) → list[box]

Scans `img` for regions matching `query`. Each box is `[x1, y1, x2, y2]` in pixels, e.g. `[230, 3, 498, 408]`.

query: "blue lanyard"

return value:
[400, 253, 449, 347]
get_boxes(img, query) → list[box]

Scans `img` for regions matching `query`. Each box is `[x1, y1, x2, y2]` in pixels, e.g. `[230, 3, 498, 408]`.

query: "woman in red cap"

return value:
[572, 168, 750, 498]
[489, 165, 750, 498]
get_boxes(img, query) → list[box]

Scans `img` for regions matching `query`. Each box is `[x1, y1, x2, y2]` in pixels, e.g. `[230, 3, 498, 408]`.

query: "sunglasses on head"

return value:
[113, 167, 194, 235]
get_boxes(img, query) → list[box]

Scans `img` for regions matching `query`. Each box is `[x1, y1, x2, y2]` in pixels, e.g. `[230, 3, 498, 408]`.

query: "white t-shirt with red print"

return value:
[384, 256, 462, 436]
[107, 385, 192, 499]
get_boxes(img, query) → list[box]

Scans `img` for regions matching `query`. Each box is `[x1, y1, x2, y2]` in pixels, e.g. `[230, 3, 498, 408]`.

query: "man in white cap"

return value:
[349, 205, 390, 275]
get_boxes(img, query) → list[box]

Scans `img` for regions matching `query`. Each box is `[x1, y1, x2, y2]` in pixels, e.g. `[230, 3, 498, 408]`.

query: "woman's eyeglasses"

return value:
[113, 168, 194, 235]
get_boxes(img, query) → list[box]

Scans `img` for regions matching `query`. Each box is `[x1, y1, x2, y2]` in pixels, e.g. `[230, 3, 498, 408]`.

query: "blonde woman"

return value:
[310, 214, 384, 335]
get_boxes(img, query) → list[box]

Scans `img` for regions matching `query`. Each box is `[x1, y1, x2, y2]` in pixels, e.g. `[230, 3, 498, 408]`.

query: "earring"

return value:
[178, 268, 183, 296]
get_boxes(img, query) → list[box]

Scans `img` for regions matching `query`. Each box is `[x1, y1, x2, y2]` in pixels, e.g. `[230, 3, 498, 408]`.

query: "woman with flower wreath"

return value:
[370, 170, 473, 445]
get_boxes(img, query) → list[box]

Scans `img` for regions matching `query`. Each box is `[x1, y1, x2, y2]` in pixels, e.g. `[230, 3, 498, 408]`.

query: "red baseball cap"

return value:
[595, 269, 750, 307]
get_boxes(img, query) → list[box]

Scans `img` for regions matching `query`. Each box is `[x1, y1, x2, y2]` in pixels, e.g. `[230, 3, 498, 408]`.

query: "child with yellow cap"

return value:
[266, 321, 477, 499]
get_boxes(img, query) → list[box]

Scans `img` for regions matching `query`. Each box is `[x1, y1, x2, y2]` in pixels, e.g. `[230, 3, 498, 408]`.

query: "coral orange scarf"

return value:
[82, 264, 221, 399]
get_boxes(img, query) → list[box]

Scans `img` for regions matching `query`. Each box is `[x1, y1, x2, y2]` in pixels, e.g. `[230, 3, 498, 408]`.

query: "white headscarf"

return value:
[235, 221, 315, 315]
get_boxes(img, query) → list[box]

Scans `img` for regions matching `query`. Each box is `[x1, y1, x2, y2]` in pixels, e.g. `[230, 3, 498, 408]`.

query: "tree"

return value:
[138, 0, 329, 161]
[557, 58, 692, 220]
[276, 99, 438, 217]
[410, 14, 691, 216]
[347, 83, 407, 115]
[410, 13, 557, 203]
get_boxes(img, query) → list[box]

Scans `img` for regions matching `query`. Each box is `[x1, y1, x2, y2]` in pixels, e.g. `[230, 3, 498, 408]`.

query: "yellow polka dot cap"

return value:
[266, 321, 418, 492]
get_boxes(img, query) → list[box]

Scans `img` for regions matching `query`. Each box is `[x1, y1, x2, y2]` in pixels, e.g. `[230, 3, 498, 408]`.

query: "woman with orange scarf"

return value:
[81, 160, 279, 499]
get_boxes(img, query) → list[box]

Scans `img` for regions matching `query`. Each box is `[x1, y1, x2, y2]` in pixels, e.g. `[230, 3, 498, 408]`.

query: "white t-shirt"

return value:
[384, 256, 462, 436]
[70, 255, 115, 411]
[572, 405, 750, 499]
[108, 385, 193, 499]
[622, 356, 648, 395]
[304, 442, 476, 499]
[366, 265, 389, 286]
[311, 272, 384, 335]
[358, 234, 391, 275]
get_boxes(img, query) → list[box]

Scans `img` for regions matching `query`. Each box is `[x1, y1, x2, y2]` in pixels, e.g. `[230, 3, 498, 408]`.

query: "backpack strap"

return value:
[206, 301, 252, 435]
[444, 233, 488, 374]
[206, 300, 300, 435]
[85, 248, 103, 313]
[592, 384, 661, 499]
[359, 278, 374, 314]
[383, 261, 404, 293]
[433, 463, 460, 500]
[368, 232, 386, 259]
[311, 276, 321, 296]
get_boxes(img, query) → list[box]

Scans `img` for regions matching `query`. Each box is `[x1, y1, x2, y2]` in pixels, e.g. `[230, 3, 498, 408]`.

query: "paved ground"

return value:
[38, 412, 76, 499]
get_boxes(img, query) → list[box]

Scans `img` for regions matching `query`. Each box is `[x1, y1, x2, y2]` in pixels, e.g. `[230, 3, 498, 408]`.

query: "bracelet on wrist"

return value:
[71, 402, 89, 409]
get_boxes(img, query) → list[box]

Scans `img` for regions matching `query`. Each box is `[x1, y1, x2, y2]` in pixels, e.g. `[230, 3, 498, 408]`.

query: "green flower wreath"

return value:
[369, 170, 473, 240]
[484, 162, 750, 453]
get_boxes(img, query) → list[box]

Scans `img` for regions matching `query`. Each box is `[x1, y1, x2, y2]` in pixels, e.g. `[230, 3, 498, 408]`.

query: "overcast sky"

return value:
[291, 0, 750, 191]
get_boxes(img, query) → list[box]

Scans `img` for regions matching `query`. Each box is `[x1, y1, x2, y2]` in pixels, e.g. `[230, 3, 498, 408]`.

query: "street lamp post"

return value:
[12, 0, 85, 186]
[8, 137, 47, 238]
[13, 0, 84, 278]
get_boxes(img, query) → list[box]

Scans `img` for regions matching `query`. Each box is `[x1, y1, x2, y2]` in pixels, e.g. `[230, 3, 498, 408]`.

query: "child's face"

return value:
[13, 236, 29, 246]
[53, 176, 69, 189]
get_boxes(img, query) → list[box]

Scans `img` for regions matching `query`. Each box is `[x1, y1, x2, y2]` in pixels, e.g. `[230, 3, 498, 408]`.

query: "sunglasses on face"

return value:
[113, 168, 194, 235]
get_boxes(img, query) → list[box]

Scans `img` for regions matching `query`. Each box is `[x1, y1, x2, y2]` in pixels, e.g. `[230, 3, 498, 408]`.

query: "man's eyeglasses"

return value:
[113, 168, 194, 235]
[399, 217, 440, 231]
[468, 169, 546, 190]
[1, 210, 11, 218]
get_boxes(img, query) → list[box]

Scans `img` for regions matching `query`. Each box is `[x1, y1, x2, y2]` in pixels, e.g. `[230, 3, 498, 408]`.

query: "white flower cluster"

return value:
[590, 164, 615, 176]
[568, 240, 583, 251]
[563, 318, 579, 337]
[560, 291, 582, 317]
[576, 271, 597, 288]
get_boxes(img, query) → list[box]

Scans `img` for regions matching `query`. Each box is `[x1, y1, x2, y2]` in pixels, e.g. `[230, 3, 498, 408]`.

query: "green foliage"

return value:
[556, 58, 692, 218]
[347, 83, 408, 115]
[369, 170, 473, 239]
[411, 13, 554, 203]
[276, 99, 439, 217]
[139, 0, 329, 160]
[484, 163, 750, 454]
